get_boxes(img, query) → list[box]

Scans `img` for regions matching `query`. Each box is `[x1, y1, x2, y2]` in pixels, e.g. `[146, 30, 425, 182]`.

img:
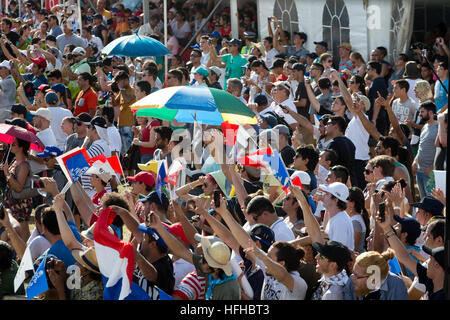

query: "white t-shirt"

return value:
[270, 217, 295, 242]
[262, 271, 307, 300]
[270, 98, 298, 125]
[85, 35, 104, 51]
[26, 228, 51, 262]
[405, 78, 422, 104]
[325, 211, 355, 251]
[392, 97, 418, 123]
[172, 257, 195, 289]
[48, 106, 73, 151]
[138, 23, 155, 36]
[345, 114, 370, 160]
[107, 126, 122, 154]
[170, 20, 191, 39]
[264, 48, 279, 71]
[30, 127, 57, 174]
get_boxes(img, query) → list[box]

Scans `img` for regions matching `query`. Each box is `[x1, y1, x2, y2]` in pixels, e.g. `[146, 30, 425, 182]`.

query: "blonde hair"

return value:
[355, 249, 395, 280]
[414, 80, 433, 103]
[320, 53, 333, 63]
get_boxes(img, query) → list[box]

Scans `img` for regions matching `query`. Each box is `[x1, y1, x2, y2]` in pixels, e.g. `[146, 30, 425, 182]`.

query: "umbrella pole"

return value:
[2, 145, 11, 165]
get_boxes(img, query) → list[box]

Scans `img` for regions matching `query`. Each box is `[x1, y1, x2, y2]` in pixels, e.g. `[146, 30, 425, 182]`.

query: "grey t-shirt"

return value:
[392, 97, 417, 122]
[310, 93, 333, 115]
[417, 122, 438, 172]
[56, 33, 86, 51]
[65, 134, 87, 152]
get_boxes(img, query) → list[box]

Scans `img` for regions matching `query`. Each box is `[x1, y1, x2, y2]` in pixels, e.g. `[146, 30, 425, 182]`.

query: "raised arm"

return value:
[381, 95, 406, 144]
[110, 205, 143, 243]
[331, 70, 353, 111]
[53, 194, 82, 250]
[377, 209, 418, 276]
[305, 79, 321, 113]
[272, 26, 286, 53]
[171, 199, 199, 247]
[0, 208, 26, 259]
[244, 239, 295, 292]
[149, 212, 194, 264]
[352, 99, 381, 141]
[290, 186, 324, 244]
[69, 181, 95, 226]
[214, 197, 253, 251]
[281, 104, 314, 133]
[195, 199, 240, 254]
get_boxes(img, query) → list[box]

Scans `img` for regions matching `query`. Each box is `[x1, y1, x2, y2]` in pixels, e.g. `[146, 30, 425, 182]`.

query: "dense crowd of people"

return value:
[0, 0, 448, 301]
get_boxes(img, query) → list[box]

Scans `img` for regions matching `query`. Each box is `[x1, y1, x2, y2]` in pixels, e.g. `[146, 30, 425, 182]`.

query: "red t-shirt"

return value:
[139, 120, 160, 155]
[92, 189, 107, 207]
[74, 87, 98, 116]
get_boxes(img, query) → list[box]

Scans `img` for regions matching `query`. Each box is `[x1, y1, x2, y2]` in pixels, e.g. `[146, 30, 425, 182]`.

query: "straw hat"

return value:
[71, 247, 100, 274]
[194, 234, 232, 276]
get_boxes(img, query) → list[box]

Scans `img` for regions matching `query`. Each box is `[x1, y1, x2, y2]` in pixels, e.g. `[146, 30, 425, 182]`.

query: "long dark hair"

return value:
[348, 187, 370, 243]
[352, 75, 366, 96]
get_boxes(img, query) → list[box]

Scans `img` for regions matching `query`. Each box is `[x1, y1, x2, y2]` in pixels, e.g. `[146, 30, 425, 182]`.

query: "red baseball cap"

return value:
[31, 56, 47, 69]
[163, 222, 190, 245]
[126, 171, 155, 187]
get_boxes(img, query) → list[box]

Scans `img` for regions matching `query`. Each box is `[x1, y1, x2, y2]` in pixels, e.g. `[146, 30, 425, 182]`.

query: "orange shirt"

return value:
[74, 88, 98, 116]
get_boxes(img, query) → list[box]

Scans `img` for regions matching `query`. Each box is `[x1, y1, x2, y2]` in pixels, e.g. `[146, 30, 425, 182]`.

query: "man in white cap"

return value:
[317, 182, 354, 251]
[63, 46, 91, 99]
[0, 60, 16, 123]
[45, 91, 73, 151]
[29, 108, 57, 174]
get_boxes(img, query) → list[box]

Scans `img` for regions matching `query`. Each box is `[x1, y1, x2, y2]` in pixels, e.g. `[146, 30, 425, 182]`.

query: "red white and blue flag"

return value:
[93, 207, 173, 300]
[237, 147, 273, 168]
[56, 147, 91, 183]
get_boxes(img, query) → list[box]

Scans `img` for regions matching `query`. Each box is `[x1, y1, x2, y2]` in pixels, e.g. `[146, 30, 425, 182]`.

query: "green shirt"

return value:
[0, 260, 25, 298]
[192, 253, 241, 300]
[221, 53, 247, 89]
[69, 59, 92, 100]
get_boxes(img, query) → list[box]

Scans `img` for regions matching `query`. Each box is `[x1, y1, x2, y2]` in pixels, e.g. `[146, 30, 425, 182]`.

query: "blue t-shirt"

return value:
[23, 73, 48, 88]
[39, 221, 81, 269]
[405, 245, 421, 277]
[434, 78, 448, 111]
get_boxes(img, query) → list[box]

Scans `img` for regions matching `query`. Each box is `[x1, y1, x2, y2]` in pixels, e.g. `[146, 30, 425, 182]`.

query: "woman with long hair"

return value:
[349, 51, 367, 78]
[1, 138, 33, 241]
[346, 187, 370, 253]
[348, 75, 366, 96]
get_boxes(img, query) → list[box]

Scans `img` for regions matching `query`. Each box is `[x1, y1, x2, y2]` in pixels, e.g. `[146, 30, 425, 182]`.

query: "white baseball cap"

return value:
[290, 170, 311, 186]
[73, 47, 86, 56]
[0, 60, 11, 70]
[32, 108, 52, 121]
[318, 182, 349, 202]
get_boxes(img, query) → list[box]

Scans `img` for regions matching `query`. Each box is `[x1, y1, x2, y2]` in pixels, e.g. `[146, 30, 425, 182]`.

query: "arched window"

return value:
[273, 0, 300, 42]
[322, 0, 350, 67]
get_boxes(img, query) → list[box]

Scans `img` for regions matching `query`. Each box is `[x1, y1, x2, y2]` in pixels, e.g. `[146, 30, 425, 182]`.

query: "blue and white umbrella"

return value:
[101, 34, 170, 57]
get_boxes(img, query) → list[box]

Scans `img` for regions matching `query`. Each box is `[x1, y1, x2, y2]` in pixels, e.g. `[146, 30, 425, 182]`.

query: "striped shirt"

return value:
[173, 270, 206, 300]
[81, 139, 111, 198]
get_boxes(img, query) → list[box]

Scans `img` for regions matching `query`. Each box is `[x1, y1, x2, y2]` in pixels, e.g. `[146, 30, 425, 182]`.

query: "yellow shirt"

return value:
[113, 87, 136, 127]
[101, 9, 111, 19]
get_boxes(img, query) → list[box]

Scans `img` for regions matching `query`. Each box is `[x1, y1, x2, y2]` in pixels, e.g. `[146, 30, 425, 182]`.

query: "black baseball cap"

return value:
[411, 196, 444, 217]
[91, 116, 107, 129]
[312, 241, 352, 269]
[11, 104, 27, 116]
[314, 41, 328, 49]
[138, 191, 169, 211]
[248, 224, 275, 247]
[227, 38, 241, 47]
[270, 58, 285, 70]
[422, 245, 444, 269]
[75, 112, 92, 125]
[393, 215, 421, 241]
[45, 35, 57, 42]
[292, 62, 306, 72]
[254, 94, 268, 107]
[5, 118, 27, 128]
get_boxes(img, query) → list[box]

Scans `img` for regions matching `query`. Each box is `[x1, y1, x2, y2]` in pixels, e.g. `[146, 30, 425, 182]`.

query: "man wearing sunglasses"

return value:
[188, 48, 204, 83]
[64, 112, 91, 152]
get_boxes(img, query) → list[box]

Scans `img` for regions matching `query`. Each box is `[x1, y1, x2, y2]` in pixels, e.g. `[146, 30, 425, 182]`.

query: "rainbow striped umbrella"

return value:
[130, 86, 257, 125]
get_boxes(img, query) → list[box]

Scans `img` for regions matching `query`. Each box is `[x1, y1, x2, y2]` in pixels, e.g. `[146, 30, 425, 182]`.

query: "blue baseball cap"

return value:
[138, 223, 168, 249]
[37, 145, 63, 157]
[45, 91, 59, 105]
[209, 31, 221, 39]
[393, 215, 421, 241]
[51, 83, 66, 94]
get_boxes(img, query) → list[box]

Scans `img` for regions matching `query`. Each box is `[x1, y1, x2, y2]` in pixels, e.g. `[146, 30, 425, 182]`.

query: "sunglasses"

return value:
[364, 169, 373, 175]
[351, 273, 369, 280]
[348, 80, 355, 84]
[190, 54, 201, 57]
